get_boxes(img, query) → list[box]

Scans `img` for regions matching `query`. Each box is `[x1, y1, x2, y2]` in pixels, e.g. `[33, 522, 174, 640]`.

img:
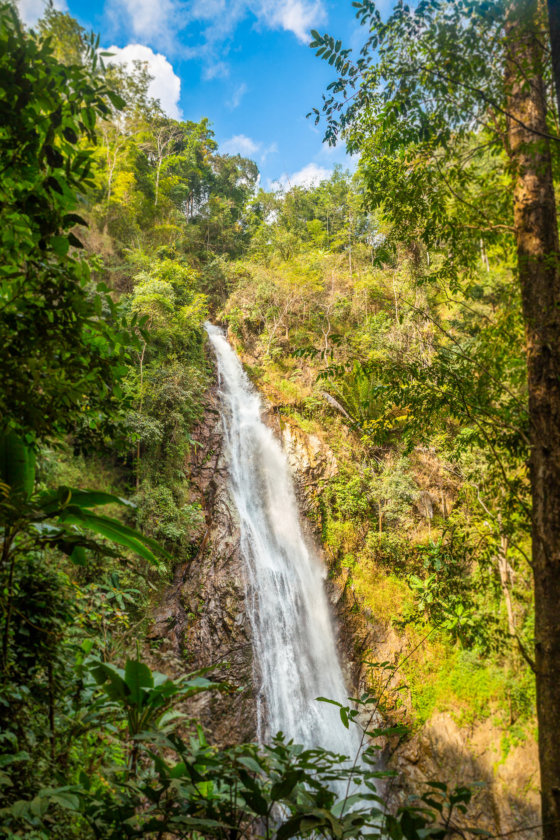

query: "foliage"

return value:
[0, 656, 480, 840]
[223, 171, 535, 742]
[308, 0, 524, 283]
[0, 2, 136, 443]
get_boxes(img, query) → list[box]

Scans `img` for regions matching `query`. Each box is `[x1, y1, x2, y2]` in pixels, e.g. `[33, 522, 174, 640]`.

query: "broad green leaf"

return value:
[125, 659, 154, 704]
[0, 432, 35, 499]
[270, 770, 300, 800]
[57, 507, 169, 564]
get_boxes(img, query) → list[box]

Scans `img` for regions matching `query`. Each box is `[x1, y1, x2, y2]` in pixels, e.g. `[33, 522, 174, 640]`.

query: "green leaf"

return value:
[63, 127, 78, 143]
[277, 814, 325, 840]
[90, 662, 127, 701]
[64, 487, 136, 509]
[106, 90, 126, 109]
[57, 507, 169, 564]
[242, 789, 269, 816]
[46, 176, 63, 195]
[0, 432, 35, 499]
[270, 770, 300, 800]
[49, 791, 80, 811]
[237, 756, 263, 774]
[63, 212, 88, 227]
[69, 545, 87, 566]
[51, 235, 69, 256]
[168, 761, 187, 779]
[68, 232, 84, 248]
[44, 144, 64, 168]
[125, 659, 154, 704]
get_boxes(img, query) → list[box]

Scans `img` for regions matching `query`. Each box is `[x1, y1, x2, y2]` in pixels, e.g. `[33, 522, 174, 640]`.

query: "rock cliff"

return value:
[150, 369, 257, 744]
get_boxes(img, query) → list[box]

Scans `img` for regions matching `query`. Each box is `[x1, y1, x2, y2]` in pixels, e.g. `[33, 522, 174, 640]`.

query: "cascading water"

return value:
[206, 323, 362, 767]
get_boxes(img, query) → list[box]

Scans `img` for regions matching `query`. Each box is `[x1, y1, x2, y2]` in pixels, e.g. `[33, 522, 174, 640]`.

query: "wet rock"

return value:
[415, 490, 434, 520]
[150, 368, 257, 745]
[276, 415, 337, 521]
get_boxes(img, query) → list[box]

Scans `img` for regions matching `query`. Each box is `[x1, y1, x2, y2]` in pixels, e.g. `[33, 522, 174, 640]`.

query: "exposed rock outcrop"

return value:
[277, 414, 337, 519]
[384, 712, 540, 839]
[150, 371, 257, 745]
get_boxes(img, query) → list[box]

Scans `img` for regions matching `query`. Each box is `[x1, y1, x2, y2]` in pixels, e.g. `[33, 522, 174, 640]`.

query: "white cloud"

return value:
[15, 0, 67, 25]
[186, 0, 324, 42]
[105, 0, 326, 65]
[255, 0, 325, 43]
[260, 142, 278, 163]
[227, 82, 248, 110]
[105, 44, 182, 119]
[203, 60, 230, 80]
[221, 135, 278, 164]
[108, 0, 178, 49]
[272, 162, 331, 190]
[221, 134, 260, 156]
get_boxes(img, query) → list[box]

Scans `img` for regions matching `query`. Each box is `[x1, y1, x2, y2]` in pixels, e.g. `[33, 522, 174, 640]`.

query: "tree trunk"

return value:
[155, 157, 161, 207]
[348, 211, 353, 278]
[506, 4, 560, 836]
[547, 0, 560, 119]
[497, 534, 516, 637]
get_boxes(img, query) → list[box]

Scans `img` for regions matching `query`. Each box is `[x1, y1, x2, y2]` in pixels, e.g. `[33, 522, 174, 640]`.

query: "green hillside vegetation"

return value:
[1, 0, 558, 837]
[222, 192, 534, 740]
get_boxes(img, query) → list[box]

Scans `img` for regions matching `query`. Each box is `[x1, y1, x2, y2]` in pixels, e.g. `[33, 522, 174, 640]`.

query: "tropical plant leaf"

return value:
[125, 659, 154, 704]
[0, 433, 35, 499]
[57, 507, 170, 564]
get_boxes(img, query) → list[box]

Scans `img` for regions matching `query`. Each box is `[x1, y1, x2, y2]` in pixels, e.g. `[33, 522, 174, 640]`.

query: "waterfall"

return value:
[206, 323, 362, 766]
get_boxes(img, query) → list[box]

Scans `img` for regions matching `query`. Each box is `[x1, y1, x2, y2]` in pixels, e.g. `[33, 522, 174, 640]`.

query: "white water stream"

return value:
[206, 323, 362, 765]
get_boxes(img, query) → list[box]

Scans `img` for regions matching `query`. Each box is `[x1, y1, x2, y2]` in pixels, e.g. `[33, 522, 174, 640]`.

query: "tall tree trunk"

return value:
[547, 0, 560, 118]
[497, 534, 516, 637]
[155, 157, 161, 208]
[506, 4, 560, 836]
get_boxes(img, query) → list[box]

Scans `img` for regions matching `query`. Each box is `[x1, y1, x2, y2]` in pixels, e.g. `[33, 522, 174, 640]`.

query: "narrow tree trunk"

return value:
[497, 534, 516, 637]
[547, 0, 560, 119]
[480, 238, 490, 272]
[136, 340, 147, 489]
[506, 5, 560, 835]
[1, 528, 14, 672]
[47, 662, 56, 765]
[348, 212, 353, 278]
[155, 155, 163, 208]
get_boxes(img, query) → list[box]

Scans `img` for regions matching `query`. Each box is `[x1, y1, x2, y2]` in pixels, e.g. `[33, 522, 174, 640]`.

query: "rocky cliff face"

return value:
[268, 411, 365, 696]
[150, 369, 257, 745]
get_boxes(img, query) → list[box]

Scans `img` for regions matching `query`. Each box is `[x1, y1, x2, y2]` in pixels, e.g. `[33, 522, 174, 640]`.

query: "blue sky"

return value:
[16, 0, 393, 188]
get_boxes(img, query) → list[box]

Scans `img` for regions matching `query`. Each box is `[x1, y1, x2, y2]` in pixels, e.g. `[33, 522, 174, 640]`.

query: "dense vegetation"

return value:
[1, 0, 559, 837]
